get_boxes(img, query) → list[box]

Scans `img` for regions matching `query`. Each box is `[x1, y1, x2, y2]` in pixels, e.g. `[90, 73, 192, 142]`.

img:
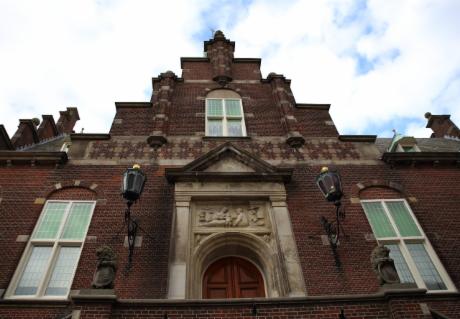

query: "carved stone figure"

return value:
[371, 245, 400, 285]
[249, 207, 265, 226]
[201, 207, 231, 227]
[92, 245, 117, 289]
[232, 208, 249, 226]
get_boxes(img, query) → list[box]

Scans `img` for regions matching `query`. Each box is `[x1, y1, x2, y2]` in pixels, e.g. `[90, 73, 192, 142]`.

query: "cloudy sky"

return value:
[1, 0, 459, 138]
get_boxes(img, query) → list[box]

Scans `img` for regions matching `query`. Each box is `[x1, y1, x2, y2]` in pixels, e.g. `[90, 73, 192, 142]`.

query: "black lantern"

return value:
[316, 166, 343, 204]
[316, 167, 345, 265]
[122, 164, 146, 203]
[121, 164, 146, 270]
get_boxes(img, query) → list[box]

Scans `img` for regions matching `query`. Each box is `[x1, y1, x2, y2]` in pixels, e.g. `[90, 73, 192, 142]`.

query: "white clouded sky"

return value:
[1, 0, 459, 138]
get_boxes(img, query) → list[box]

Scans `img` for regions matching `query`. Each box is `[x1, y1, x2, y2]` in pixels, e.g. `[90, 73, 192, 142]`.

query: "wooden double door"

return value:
[203, 257, 265, 299]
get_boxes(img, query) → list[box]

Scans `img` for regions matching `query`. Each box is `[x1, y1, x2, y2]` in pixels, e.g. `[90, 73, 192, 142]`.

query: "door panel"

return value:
[203, 257, 265, 299]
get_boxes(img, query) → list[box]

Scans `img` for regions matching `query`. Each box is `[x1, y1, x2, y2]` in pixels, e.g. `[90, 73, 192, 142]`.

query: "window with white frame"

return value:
[6, 200, 95, 299]
[361, 199, 455, 292]
[206, 98, 246, 137]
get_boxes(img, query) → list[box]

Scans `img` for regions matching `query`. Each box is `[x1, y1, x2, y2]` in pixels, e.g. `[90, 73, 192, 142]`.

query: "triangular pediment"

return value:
[165, 142, 292, 183]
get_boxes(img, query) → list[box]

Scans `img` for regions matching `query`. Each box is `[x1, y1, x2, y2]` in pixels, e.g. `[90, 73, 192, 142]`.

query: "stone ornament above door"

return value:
[165, 142, 306, 299]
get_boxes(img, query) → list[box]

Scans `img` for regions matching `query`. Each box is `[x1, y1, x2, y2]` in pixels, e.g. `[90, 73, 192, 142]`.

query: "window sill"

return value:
[202, 136, 251, 141]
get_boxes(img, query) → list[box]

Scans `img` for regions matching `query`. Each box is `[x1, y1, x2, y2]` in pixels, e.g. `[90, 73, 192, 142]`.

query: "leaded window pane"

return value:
[15, 247, 52, 295]
[208, 120, 223, 136]
[33, 203, 67, 239]
[45, 247, 81, 296]
[61, 203, 93, 240]
[407, 244, 447, 290]
[362, 202, 396, 238]
[207, 99, 223, 116]
[386, 202, 421, 237]
[225, 100, 241, 116]
[227, 120, 243, 136]
[385, 244, 415, 284]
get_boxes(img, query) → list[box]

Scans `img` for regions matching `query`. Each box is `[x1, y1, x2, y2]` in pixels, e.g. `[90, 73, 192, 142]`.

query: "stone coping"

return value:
[0, 151, 68, 165]
[339, 135, 377, 143]
[295, 103, 330, 110]
[382, 152, 460, 165]
[70, 133, 111, 141]
[114, 102, 152, 109]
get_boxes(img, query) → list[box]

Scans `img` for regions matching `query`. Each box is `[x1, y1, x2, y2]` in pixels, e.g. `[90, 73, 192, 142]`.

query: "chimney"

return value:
[425, 112, 460, 139]
[37, 115, 59, 140]
[56, 107, 80, 134]
[0, 125, 14, 150]
[11, 119, 40, 149]
[204, 30, 235, 86]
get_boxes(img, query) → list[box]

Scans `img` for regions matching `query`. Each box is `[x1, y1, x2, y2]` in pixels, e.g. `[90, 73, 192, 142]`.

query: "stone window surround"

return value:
[167, 181, 307, 299]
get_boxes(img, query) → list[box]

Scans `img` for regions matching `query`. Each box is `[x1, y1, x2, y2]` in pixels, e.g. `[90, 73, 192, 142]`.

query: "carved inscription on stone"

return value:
[195, 203, 268, 228]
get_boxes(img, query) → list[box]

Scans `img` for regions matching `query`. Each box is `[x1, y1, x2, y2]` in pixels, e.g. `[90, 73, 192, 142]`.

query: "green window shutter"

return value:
[207, 99, 223, 116]
[386, 201, 421, 237]
[61, 203, 93, 240]
[33, 203, 67, 239]
[362, 202, 396, 238]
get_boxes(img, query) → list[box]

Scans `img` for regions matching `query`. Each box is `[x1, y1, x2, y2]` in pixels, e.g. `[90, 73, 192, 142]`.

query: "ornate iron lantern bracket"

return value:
[121, 164, 146, 271]
[316, 167, 345, 267]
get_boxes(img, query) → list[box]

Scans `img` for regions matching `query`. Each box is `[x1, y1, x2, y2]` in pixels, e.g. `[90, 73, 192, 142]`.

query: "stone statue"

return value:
[371, 245, 400, 285]
[92, 245, 117, 289]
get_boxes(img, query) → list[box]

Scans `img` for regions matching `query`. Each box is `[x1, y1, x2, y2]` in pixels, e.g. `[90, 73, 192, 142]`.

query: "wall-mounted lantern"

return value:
[121, 164, 146, 269]
[316, 167, 345, 251]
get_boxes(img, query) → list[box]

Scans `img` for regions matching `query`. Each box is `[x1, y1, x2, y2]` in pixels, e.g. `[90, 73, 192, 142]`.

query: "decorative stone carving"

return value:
[197, 206, 263, 227]
[371, 245, 400, 285]
[92, 245, 117, 289]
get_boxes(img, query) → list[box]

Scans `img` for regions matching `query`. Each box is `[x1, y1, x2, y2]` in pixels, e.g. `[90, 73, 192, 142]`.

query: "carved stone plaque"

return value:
[193, 201, 269, 229]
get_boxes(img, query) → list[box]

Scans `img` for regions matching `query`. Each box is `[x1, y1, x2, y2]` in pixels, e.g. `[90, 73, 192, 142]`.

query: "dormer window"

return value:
[205, 90, 246, 137]
[388, 133, 420, 153]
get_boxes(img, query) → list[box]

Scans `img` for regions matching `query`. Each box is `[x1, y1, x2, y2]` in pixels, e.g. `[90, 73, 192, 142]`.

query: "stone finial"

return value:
[92, 245, 117, 289]
[214, 30, 226, 39]
[370, 245, 400, 285]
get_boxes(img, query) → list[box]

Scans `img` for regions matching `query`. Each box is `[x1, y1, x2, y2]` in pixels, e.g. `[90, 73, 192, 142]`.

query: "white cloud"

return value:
[1, 0, 459, 138]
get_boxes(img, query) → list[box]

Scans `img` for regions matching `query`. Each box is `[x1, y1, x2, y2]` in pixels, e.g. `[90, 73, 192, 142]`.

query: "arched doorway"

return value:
[202, 257, 265, 299]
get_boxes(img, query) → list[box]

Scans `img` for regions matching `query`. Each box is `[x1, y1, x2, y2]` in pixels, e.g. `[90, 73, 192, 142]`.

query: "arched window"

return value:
[6, 199, 96, 299]
[205, 90, 246, 137]
[361, 198, 455, 291]
[203, 257, 265, 299]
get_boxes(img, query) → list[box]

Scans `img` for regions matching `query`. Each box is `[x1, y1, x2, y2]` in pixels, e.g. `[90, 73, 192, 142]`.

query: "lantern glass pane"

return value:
[362, 202, 396, 238]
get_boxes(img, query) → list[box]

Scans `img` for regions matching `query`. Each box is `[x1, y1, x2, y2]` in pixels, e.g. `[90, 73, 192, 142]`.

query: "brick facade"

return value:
[0, 31, 459, 318]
